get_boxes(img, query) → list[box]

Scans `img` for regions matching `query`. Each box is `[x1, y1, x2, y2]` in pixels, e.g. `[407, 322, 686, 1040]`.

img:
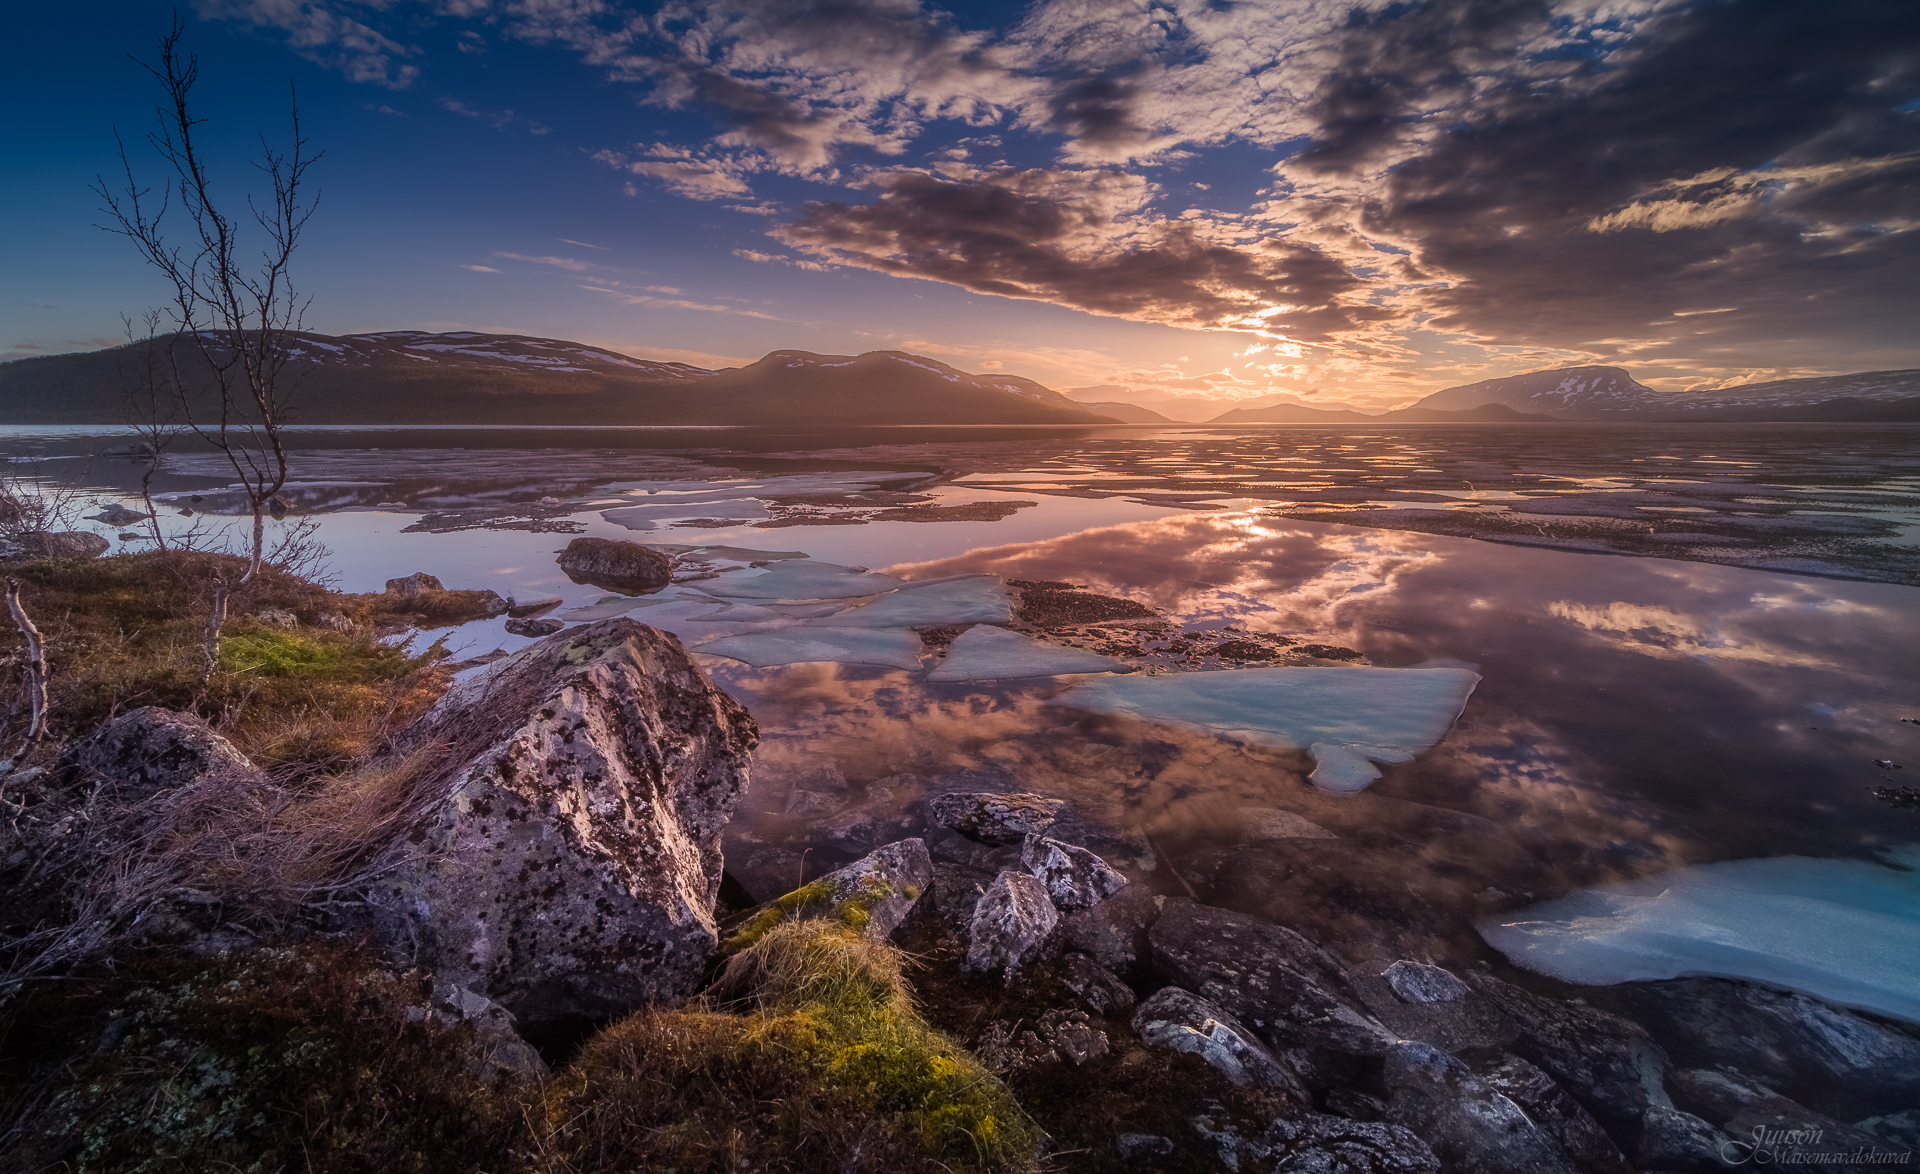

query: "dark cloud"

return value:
[1288, 0, 1920, 370]
[774, 166, 1390, 339]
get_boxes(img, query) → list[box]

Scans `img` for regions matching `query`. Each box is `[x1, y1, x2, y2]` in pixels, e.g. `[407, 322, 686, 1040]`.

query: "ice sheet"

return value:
[927, 624, 1125, 681]
[1047, 666, 1480, 792]
[1478, 847, 1920, 1024]
[696, 626, 927, 670]
[816, 576, 1011, 628]
[601, 499, 771, 530]
[699, 560, 908, 600]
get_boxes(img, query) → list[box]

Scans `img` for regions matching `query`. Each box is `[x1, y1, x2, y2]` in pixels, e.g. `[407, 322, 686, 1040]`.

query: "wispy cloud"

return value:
[460, 264, 501, 273]
[493, 252, 593, 272]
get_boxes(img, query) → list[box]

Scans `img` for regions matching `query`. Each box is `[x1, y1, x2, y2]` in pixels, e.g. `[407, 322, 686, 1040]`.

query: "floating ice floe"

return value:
[562, 589, 718, 621]
[816, 576, 1011, 628]
[927, 624, 1125, 681]
[700, 559, 907, 600]
[696, 626, 926, 670]
[1477, 847, 1920, 1024]
[601, 499, 771, 530]
[1047, 665, 1480, 792]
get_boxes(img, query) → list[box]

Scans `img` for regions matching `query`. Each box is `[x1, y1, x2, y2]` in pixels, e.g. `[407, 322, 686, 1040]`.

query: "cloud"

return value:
[559, 237, 610, 250]
[194, 0, 420, 87]
[733, 248, 827, 271]
[773, 164, 1393, 340]
[459, 264, 502, 273]
[493, 252, 593, 271]
[580, 281, 783, 319]
[593, 146, 756, 199]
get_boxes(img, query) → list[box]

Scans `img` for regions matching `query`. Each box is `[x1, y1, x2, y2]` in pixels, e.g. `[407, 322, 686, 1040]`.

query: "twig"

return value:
[5, 579, 48, 758]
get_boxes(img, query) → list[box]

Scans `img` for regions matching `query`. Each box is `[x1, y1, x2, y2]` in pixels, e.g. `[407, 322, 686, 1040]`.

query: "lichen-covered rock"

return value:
[385, 571, 445, 595]
[557, 537, 672, 594]
[1060, 887, 1164, 971]
[1637, 1106, 1736, 1173]
[965, 868, 1058, 981]
[426, 981, 548, 1079]
[929, 790, 1063, 844]
[1262, 1113, 1441, 1173]
[1022, 833, 1127, 909]
[1384, 1040, 1580, 1174]
[731, 838, 933, 947]
[1383, 961, 1468, 1004]
[1132, 987, 1308, 1098]
[368, 618, 758, 1035]
[1150, 898, 1394, 1057]
[64, 705, 268, 800]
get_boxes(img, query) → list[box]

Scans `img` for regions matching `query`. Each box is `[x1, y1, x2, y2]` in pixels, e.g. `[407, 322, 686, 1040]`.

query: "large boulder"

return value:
[556, 537, 672, 594]
[64, 706, 268, 801]
[367, 618, 757, 1035]
[1149, 899, 1394, 1058]
[928, 790, 1063, 844]
[1472, 1052, 1632, 1174]
[1, 530, 110, 561]
[729, 839, 933, 944]
[1021, 833, 1127, 909]
[1261, 1114, 1440, 1173]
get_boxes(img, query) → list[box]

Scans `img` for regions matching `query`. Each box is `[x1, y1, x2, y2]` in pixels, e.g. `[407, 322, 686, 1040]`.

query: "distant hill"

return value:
[0, 332, 1114, 426]
[1077, 400, 1172, 423]
[1411, 365, 1920, 420]
[1208, 403, 1377, 423]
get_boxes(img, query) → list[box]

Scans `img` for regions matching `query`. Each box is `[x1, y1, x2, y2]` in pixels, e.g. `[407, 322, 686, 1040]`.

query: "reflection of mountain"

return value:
[1410, 365, 1920, 420]
[1075, 400, 1173, 423]
[1207, 402, 1551, 423]
[0, 332, 1115, 426]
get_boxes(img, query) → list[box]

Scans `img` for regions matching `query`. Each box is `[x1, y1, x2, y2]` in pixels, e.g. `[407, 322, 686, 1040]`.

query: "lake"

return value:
[8, 421, 1920, 1012]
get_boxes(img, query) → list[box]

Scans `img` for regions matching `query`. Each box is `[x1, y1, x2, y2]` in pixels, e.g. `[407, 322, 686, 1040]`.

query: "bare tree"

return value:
[114, 309, 187, 550]
[95, 16, 318, 675]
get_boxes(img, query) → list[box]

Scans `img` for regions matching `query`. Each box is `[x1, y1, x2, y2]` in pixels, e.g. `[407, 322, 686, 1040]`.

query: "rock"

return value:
[1471, 1052, 1632, 1174]
[1350, 966, 1521, 1055]
[385, 571, 445, 595]
[1597, 977, 1920, 1120]
[315, 611, 354, 632]
[928, 790, 1063, 844]
[803, 837, 932, 940]
[965, 869, 1059, 981]
[65, 706, 268, 800]
[784, 762, 850, 793]
[506, 593, 564, 618]
[1132, 987, 1308, 1097]
[730, 846, 808, 905]
[1149, 899, 1394, 1057]
[1667, 1067, 1890, 1160]
[504, 616, 564, 637]
[1059, 887, 1163, 971]
[975, 1008, 1108, 1074]
[1, 530, 110, 560]
[253, 607, 299, 629]
[1384, 1040, 1581, 1174]
[1060, 951, 1137, 1016]
[1021, 833, 1127, 909]
[86, 504, 153, 526]
[426, 981, 549, 1079]
[1465, 972, 1672, 1151]
[1043, 1007, 1111, 1066]
[924, 825, 1020, 873]
[1237, 806, 1339, 842]
[783, 788, 843, 818]
[367, 618, 758, 1036]
[1117, 1132, 1174, 1161]
[1326, 1088, 1391, 1123]
[556, 537, 672, 594]
[1856, 1109, 1920, 1150]
[1262, 1113, 1442, 1173]
[1383, 961, 1469, 1004]
[1636, 1106, 1735, 1174]
[928, 860, 997, 939]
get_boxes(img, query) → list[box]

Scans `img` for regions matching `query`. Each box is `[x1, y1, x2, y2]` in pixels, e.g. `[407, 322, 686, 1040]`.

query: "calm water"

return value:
[10, 423, 1919, 971]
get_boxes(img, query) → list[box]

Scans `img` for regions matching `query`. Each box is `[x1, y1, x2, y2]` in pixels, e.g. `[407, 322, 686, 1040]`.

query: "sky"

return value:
[3, 0, 1916, 412]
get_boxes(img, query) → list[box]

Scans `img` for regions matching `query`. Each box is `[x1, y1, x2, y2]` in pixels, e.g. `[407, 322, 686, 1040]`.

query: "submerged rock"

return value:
[504, 615, 564, 637]
[1132, 987, 1308, 1098]
[556, 537, 672, 594]
[965, 869, 1059, 981]
[367, 618, 758, 1035]
[1021, 833, 1127, 909]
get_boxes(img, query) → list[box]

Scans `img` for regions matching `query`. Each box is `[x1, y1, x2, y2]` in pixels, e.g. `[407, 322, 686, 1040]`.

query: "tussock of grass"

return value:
[544, 921, 1042, 1173]
[0, 550, 448, 768]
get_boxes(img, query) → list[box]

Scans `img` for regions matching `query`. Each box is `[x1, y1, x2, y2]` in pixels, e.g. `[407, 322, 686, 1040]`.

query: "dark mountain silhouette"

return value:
[1077, 400, 1173, 423]
[0, 332, 1114, 426]
[1208, 403, 1377, 423]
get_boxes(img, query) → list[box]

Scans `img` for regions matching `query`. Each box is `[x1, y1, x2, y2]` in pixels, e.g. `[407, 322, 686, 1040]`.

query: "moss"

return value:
[544, 922, 1040, 1173]
[723, 879, 837, 953]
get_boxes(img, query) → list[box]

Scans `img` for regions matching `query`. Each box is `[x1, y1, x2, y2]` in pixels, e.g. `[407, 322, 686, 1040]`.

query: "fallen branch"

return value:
[5, 579, 47, 758]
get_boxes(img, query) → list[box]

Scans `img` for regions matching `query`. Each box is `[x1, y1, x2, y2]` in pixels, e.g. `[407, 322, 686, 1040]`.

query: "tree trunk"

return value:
[6, 578, 48, 757]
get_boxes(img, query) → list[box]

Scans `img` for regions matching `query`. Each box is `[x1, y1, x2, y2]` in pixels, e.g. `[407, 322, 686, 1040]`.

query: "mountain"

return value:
[1410, 365, 1920, 420]
[1208, 403, 1378, 423]
[1378, 403, 1553, 422]
[1076, 400, 1173, 423]
[0, 332, 1114, 426]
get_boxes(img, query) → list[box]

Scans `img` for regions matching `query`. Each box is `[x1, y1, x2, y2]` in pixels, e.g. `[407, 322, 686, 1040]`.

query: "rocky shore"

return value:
[0, 549, 1914, 1172]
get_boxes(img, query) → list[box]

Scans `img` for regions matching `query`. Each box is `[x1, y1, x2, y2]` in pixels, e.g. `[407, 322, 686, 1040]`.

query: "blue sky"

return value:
[5, 0, 1916, 411]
